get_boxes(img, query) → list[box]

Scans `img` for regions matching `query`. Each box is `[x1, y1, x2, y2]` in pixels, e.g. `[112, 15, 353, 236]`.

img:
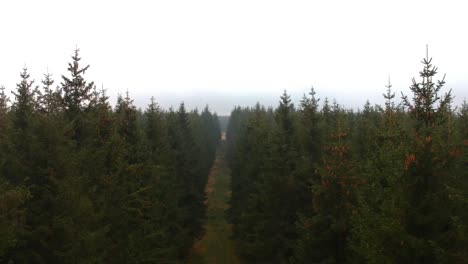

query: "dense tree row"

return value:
[0, 49, 221, 263]
[226, 54, 467, 263]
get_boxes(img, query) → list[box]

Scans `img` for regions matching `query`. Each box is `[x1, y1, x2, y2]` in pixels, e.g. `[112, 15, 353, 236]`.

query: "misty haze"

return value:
[0, 1, 467, 263]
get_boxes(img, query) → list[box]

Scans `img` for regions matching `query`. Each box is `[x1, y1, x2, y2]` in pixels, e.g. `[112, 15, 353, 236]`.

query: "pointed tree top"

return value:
[279, 89, 292, 107]
[179, 101, 186, 112]
[20, 67, 30, 80]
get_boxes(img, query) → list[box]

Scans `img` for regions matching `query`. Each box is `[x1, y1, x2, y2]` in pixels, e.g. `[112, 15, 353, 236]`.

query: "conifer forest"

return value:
[0, 49, 467, 264]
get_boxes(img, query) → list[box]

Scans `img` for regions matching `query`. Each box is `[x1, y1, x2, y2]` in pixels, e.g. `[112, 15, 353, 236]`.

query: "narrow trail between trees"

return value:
[188, 149, 241, 264]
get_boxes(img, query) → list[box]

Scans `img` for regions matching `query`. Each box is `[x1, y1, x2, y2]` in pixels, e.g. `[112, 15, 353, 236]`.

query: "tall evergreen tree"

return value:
[399, 51, 465, 263]
[8, 67, 38, 184]
[39, 72, 62, 115]
[229, 104, 275, 262]
[350, 80, 408, 263]
[0, 86, 9, 158]
[11, 68, 37, 133]
[145, 96, 164, 164]
[295, 104, 359, 263]
[299, 87, 322, 164]
[61, 48, 94, 144]
[61, 49, 93, 117]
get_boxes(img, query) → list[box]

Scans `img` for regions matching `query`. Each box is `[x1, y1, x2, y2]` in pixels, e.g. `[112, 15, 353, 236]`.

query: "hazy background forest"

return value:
[0, 47, 466, 264]
[1, 0, 468, 263]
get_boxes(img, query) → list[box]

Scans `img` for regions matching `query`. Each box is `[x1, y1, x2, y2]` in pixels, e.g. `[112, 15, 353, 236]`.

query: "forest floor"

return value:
[188, 150, 241, 264]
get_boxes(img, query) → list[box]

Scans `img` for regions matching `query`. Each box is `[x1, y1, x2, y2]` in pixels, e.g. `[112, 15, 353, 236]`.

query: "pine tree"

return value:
[352, 100, 380, 159]
[295, 104, 359, 263]
[0, 87, 26, 262]
[164, 105, 204, 258]
[459, 101, 468, 182]
[0, 86, 9, 160]
[229, 104, 276, 262]
[199, 106, 219, 174]
[61, 48, 94, 145]
[38, 72, 56, 115]
[299, 87, 322, 164]
[0, 86, 9, 125]
[11, 68, 38, 133]
[321, 97, 333, 137]
[61, 48, 93, 118]
[225, 106, 245, 167]
[7, 68, 39, 184]
[145, 96, 164, 164]
[176, 103, 204, 238]
[399, 50, 465, 263]
[266, 90, 302, 261]
[350, 79, 408, 263]
[115, 91, 140, 163]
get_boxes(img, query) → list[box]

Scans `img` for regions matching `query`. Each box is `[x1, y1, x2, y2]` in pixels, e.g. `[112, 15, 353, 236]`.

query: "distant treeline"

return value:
[218, 115, 230, 132]
[0, 49, 221, 263]
[226, 55, 467, 263]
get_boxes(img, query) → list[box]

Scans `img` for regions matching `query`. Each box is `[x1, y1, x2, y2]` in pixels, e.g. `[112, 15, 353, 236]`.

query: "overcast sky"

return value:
[0, 0, 467, 115]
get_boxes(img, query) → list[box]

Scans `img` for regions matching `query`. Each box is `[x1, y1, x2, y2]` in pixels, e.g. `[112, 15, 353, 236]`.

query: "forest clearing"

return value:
[189, 148, 240, 264]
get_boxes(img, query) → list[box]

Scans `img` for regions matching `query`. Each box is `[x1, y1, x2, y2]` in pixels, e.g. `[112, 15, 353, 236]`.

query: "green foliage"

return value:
[295, 103, 359, 264]
[225, 52, 467, 263]
[1, 47, 466, 264]
[299, 87, 322, 164]
[61, 49, 94, 120]
[397, 54, 466, 263]
[0, 181, 29, 262]
[0, 49, 220, 263]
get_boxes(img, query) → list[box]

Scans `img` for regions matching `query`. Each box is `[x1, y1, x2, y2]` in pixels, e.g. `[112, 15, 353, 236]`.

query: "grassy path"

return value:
[188, 151, 240, 264]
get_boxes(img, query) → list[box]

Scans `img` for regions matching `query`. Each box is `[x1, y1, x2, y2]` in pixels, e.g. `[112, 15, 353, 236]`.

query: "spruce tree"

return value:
[399, 51, 465, 263]
[61, 49, 93, 117]
[115, 91, 140, 163]
[229, 104, 275, 262]
[38, 72, 55, 115]
[296, 104, 358, 263]
[0, 86, 9, 160]
[8, 67, 39, 184]
[349, 79, 407, 263]
[267, 90, 302, 261]
[352, 100, 380, 160]
[61, 48, 94, 144]
[299, 87, 322, 164]
[145, 96, 164, 164]
[11, 68, 38, 133]
[0, 86, 9, 124]
[0, 89, 26, 263]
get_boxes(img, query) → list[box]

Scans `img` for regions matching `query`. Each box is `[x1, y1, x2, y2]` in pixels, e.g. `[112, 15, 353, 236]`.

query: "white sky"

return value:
[0, 0, 467, 115]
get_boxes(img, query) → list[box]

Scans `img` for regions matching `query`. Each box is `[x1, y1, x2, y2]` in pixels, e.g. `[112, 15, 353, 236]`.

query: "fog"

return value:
[1, 0, 467, 114]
